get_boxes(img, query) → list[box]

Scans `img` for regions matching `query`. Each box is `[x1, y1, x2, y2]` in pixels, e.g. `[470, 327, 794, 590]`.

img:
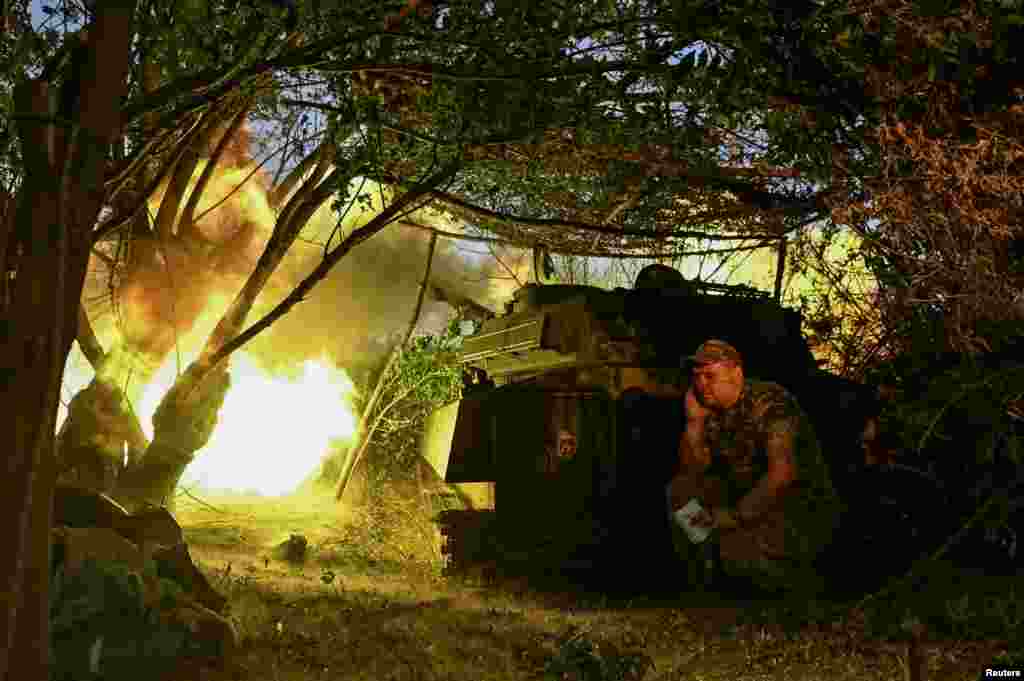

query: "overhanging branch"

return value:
[423, 187, 782, 242]
[397, 219, 779, 258]
[200, 158, 462, 372]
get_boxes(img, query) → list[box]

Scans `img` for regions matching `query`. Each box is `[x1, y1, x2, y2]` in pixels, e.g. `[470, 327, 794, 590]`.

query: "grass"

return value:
[165, 478, 1018, 681]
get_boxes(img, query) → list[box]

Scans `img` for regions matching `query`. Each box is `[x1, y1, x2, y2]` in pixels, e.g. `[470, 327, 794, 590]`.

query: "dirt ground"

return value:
[167, 482, 1011, 681]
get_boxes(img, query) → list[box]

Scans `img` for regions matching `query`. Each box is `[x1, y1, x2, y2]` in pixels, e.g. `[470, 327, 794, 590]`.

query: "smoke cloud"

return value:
[243, 201, 524, 379]
[82, 120, 527, 388]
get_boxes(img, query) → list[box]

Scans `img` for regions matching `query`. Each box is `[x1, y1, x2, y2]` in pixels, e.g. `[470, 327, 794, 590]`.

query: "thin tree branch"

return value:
[397, 219, 509, 244]
[335, 230, 438, 501]
[179, 98, 252, 239]
[96, 120, 297, 245]
[269, 138, 330, 209]
[396, 218, 777, 258]
[424, 187, 783, 242]
[270, 115, 302, 189]
[197, 162, 340, 369]
[153, 104, 225, 238]
[192, 139, 289, 225]
[76, 304, 106, 371]
[104, 135, 158, 196]
[202, 158, 461, 374]
[272, 138, 336, 249]
[370, 369, 438, 432]
[487, 242, 524, 286]
[93, 114, 208, 243]
[773, 236, 788, 303]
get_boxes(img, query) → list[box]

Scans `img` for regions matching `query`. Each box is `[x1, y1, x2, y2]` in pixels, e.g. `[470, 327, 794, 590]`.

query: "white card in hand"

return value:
[673, 498, 712, 544]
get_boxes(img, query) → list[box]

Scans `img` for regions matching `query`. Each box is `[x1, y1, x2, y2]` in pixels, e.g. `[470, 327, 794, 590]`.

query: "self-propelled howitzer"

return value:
[421, 266, 874, 590]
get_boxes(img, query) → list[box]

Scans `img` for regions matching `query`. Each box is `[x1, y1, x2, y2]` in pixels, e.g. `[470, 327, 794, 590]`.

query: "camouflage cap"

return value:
[687, 339, 743, 366]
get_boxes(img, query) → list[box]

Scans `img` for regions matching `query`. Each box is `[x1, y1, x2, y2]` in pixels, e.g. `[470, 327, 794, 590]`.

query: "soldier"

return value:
[667, 339, 842, 594]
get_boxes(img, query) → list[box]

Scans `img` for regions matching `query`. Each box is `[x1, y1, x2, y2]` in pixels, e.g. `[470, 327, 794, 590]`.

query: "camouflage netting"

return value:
[434, 192, 786, 260]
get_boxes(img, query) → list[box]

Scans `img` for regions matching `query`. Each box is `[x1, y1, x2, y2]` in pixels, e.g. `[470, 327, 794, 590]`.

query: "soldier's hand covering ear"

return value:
[685, 386, 710, 423]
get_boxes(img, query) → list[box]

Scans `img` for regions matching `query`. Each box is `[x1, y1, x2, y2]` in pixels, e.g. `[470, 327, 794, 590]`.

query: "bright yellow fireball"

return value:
[59, 340, 359, 497]
[137, 351, 358, 497]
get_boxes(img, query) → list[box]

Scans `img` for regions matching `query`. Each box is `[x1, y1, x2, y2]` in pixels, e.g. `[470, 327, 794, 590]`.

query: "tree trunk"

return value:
[107, 366, 233, 514]
[1, 82, 68, 681]
[56, 367, 152, 490]
[79, 100, 254, 511]
[0, 5, 135, 679]
[58, 103, 250, 487]
[109, 143, 341, 512]
[111, 365, 231, 514]
[773, 235, 788, 303]
[60, 308, 150, 483]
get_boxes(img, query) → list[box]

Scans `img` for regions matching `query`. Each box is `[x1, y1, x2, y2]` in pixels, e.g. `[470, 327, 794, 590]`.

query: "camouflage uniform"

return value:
[670, 379, 841, 593]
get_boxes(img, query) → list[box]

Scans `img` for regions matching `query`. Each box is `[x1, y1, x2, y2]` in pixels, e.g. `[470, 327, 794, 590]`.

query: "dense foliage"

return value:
[357, 317, 464, 484]
[4, 0, 1022, 363]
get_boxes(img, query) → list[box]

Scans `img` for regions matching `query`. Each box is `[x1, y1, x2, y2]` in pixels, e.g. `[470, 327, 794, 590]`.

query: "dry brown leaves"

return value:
[827, 0, 1024, 353]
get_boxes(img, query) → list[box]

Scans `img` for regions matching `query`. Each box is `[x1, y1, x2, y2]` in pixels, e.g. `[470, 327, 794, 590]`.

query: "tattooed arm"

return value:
[736, 415, 798, 525]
